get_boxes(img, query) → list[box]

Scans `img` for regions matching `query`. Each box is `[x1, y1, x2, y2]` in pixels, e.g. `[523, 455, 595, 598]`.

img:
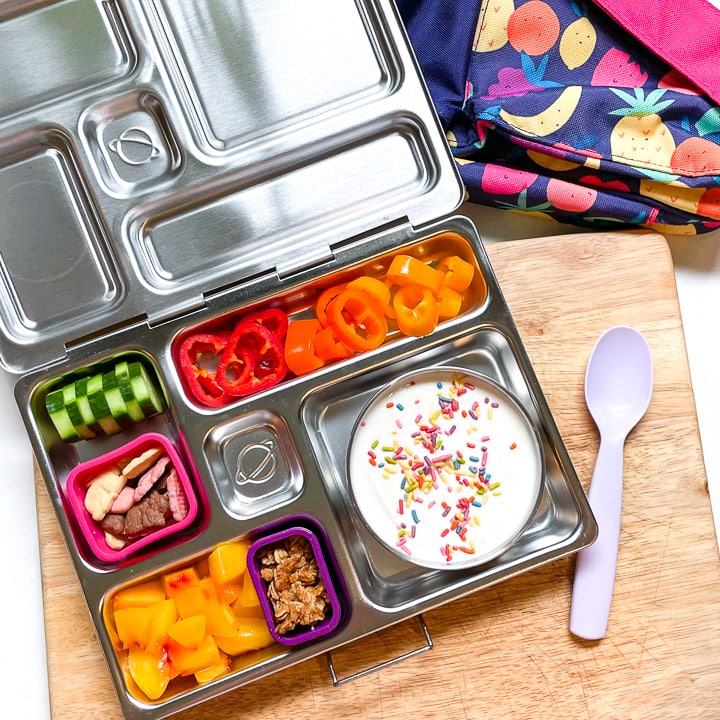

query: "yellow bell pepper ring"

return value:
[386, 255, 443, 296]
[436, 255, 474, 292]
[392, 284, 440, 337]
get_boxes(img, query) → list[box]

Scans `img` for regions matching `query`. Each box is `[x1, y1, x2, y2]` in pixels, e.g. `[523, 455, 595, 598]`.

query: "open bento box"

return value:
[2, 1, 596, 718]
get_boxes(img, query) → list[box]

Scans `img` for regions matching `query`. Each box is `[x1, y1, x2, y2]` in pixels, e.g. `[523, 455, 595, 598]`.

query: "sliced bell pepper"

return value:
[327, 288, 388, 352]
[436, 255, 474, 292]
[313, 325, 354, 361]
[315, 282, 347, 328]
[436, 284, 463, 319]
[284, 319, 325, 375]
[346, 276, 390, 314]
[216, 320, 287, 397]
[178, 333, 229, 407]
[386, 255, 443, 296]
[241, 307, 288, 340]
[392, 284, 440, 337]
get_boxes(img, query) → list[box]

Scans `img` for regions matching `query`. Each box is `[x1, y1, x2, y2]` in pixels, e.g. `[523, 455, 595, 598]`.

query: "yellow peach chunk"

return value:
[214, 617, 274, 656]
[208, 541, 250, 586]
[238, 570, 261, 608]
[114, 606, 152, 650]
[217, 581, 243, 606]
[128, 645, 171, 701]
[162, 566, 200, 598]
[170, 634, 221, 676]
[194, 652, 230, 684]
[204, 597, 239, 638]
[146, 599, 179, 650]
[167, 615, 206, 649]
[174, 585, 212, 619]
[112, 580, 166, 611]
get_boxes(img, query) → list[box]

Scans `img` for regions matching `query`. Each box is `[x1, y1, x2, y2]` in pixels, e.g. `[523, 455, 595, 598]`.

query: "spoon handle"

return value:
[569, 434, 625, 640]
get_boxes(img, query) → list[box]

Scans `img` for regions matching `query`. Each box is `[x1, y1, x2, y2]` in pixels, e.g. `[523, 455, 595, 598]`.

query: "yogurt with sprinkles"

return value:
[348, 367, 543, 569]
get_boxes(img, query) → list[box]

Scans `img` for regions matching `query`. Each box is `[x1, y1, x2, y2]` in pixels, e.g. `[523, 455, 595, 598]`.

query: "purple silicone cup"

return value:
[247, 523, 342, 646]
[65, 432, 200, 565]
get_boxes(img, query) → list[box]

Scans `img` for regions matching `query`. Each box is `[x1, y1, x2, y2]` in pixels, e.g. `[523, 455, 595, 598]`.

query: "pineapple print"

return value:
[608, 88, 676, 171]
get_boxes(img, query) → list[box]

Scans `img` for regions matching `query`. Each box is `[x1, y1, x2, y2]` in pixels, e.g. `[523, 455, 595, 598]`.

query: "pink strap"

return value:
[593, 0, 720, 105]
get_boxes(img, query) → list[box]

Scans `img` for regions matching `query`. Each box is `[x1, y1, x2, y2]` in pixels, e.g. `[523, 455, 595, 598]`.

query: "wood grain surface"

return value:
[35, 230, 720, 720]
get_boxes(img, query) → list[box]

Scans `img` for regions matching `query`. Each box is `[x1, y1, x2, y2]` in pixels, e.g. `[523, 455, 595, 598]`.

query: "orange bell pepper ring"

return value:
[315, 283, 347, 327]
[436, 255, 474, 292]
[346, 276, 391, 314]
[314, 325, 355, 361]
[436, 285, 463, 319]
[386, 255, 443, 296]
[392, 285, 440, 337]
[327, 288, 388, 352]
[284, 319, 325, 376]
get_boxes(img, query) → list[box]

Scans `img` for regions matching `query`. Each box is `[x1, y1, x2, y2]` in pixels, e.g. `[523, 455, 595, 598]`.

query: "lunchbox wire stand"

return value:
[325, 615, 433, 686]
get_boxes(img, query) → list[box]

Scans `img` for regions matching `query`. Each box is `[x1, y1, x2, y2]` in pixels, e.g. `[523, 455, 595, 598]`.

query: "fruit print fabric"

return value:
[397, 0, 720, 234]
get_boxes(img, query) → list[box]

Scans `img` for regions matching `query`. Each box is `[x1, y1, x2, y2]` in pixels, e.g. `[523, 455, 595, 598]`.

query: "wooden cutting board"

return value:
[35, 230, 720, 720]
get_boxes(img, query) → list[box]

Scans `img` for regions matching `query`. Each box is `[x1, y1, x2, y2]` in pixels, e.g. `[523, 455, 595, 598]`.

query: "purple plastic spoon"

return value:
[569, 326, 653, 640]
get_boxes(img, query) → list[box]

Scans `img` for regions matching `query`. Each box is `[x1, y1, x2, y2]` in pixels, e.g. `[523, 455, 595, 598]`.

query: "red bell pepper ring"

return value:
[216, 320, 287, 397]
[241, 307, 289, 341]
[178, 333, 229, 407]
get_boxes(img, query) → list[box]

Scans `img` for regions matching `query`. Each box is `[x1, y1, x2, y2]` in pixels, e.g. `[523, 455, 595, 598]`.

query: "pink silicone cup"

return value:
[66, 432, 199, 564]
[248, 523, 342, 646]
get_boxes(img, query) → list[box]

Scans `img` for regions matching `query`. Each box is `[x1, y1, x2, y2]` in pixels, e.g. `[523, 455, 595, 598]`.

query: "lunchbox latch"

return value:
[275, 243, 335, 280]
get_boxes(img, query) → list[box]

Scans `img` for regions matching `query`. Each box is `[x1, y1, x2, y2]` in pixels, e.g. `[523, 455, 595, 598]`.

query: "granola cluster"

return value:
[259, 535, 329, 635]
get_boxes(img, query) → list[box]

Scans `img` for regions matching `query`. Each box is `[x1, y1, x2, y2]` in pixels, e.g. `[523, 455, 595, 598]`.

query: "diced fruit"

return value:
[214, 618, 274, 656]
[170, 634, 221, 676]
[168, 615, 206, 649]
[147, 599, 179, 650]
[194, 653, 230, 684]
[174, 585, 212, 619]
[113, 580, 166, 611]
[162, 567, 200, 597]
[238, 570, 261, 608]
[114, 606, 153, 650]
[208, 540, 250, 586]
[217, 581, 243, 606]
[128, 645, 171, 700]
[203, 598, 239, 639]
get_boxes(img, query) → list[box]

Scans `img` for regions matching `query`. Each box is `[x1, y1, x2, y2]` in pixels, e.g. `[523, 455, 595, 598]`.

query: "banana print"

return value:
[499, 85, 582, 137]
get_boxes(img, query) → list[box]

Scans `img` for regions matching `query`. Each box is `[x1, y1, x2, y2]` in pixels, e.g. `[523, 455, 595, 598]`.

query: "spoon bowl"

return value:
[569, 326, 653, 640]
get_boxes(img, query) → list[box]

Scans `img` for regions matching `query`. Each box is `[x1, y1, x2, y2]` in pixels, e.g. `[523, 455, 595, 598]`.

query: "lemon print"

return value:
[560, 16, 596, 69]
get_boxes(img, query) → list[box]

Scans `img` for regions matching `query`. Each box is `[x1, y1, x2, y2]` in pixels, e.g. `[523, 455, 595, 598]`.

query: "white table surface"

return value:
[2, 204, 719, 720]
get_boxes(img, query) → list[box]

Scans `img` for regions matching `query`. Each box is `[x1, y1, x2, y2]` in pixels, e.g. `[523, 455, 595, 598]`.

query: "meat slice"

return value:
[124, 489, 169, 537]
[166, 468, 189, 522]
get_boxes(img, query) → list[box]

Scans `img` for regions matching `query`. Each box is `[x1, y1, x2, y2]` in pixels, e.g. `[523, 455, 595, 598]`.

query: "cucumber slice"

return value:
[73, 376, 103, 434]
[101, 370, 136, 427]
[46, 389, 81, 442]
[60, 383, 96, 440]
[86, 373, 124, 435]
[113, 361, 146, 423]
[127, 361, 163, 416]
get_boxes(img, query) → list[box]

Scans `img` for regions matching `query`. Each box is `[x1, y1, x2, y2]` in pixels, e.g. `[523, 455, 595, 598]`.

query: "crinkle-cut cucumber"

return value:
[46, 389, 82, 442]
[86, 373, 124, 435]
[113, 361, 146, 423]
[127, 361, 163, 416]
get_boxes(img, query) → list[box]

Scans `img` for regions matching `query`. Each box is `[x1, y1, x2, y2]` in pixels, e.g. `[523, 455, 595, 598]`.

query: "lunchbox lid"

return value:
[0, 0, 463, 374]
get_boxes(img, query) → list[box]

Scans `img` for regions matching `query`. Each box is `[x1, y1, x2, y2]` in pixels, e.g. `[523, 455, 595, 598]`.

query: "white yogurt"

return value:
[348, 368, 542, 569]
